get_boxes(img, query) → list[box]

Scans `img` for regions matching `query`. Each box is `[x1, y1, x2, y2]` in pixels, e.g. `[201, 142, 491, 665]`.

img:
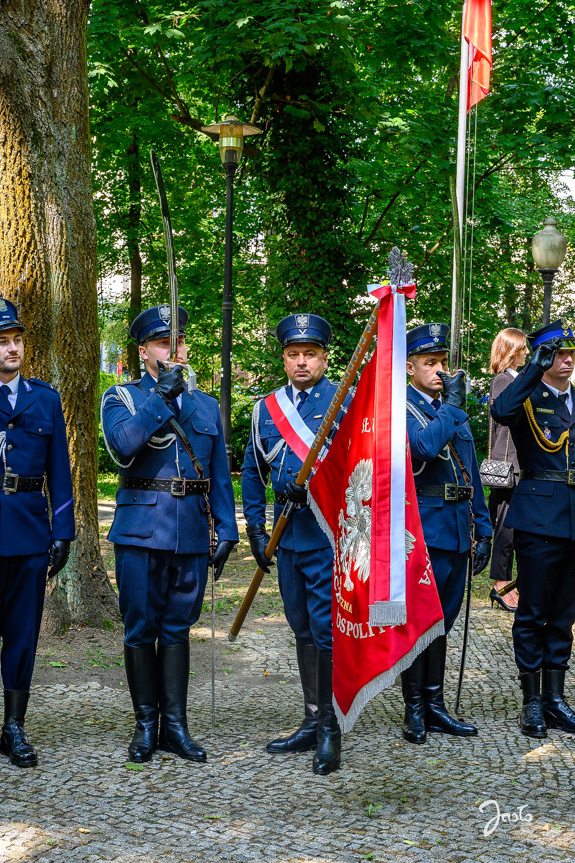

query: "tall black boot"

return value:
[267, 641, 318, 754]
[124, 644, 159, 763]
[0, 690, 37, 767]
[312, 651, 341, 775]
[520, 671, 547, 738]
[542, 669, 575, 732]
[158, 642, 207, 763]
[401, 652, 427, 744]
[424, 636, 478, 737]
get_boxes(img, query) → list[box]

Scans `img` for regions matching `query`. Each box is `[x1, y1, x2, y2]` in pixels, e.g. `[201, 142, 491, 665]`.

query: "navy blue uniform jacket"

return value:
[491, 362, 575, 539]
[0, 377, 75, 556]
[102, 372, 238, 554]
[242, 374, 341, 552]
[407, 385, 491, 551]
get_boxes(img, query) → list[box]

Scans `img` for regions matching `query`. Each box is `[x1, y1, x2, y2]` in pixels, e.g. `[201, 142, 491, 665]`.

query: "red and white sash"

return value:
[264, 388, 315, 463]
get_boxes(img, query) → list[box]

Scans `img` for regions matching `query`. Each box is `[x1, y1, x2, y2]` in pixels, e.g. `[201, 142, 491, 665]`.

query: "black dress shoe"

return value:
[312, 651, 341, 775]
[267, 641, 318, 754]
[401, 652, 427, 744]
[124, 644, 159, 763]
[542, 669, 575, 732]
[424, 637, 478, 737]
[519, 671, 547, 739]
[489, 587, 516, 613]
[0, 691, 37, 767]
[158, 642, 207, 763]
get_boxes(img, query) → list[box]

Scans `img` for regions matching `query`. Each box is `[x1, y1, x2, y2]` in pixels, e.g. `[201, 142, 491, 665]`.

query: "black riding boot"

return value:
[0, 690, 38, 767]
[158, 642, 207, 762]
[424, 636, 478, 737]
[124, 644, 159, 763]
[542, 669, 575, 732]
[312, 651, 341, 775]
[267, 640, 318, 754]
[519, 671, 547, 738]
[401, 651, 427, 744]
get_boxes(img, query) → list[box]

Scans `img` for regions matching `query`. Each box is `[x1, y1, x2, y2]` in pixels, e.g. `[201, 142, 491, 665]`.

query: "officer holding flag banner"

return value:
[242, 313, 346, 775]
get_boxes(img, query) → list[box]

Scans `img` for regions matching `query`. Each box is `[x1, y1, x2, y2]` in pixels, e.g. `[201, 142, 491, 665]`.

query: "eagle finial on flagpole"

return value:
[387, 247, 414, 288]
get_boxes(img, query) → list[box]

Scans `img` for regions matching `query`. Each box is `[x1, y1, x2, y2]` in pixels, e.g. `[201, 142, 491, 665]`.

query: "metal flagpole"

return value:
[451, 1, 469, 367]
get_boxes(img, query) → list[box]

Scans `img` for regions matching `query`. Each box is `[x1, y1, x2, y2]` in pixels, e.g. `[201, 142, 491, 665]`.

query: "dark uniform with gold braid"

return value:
[492, 319, 575, 738]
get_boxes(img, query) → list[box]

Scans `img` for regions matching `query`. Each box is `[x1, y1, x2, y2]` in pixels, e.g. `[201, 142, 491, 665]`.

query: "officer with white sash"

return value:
[242, 314, 344, 775]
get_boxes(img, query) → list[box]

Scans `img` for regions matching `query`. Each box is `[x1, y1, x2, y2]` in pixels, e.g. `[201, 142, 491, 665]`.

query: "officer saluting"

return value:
[0, 299, 74, 767]
[102, 305, 238, 764]
[403, 324, 492, 744]
[242, 314, 344, 775]
[492, 320, 575, 738]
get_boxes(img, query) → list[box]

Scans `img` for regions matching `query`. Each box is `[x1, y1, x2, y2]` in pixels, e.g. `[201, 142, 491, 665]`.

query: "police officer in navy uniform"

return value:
[492, 319, 575, 738]
[0, 299, 74, 767]
[402, 323, 492, 744]
[242, 314, 344, 775]
[102, 305, 238, 763]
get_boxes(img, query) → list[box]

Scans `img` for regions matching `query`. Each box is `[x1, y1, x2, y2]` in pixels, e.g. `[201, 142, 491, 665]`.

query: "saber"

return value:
[150, 149, 179, 363]
[455, 519, 475, 714]
[228, 303, 380, 642]
[210, 514, 217, 728]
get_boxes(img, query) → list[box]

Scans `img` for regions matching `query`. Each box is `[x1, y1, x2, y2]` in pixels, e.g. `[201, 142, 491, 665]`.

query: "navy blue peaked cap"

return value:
[407, 323, 449, 357]
[528, 319, 575, 350]
[276, 313, 332, 349]
[130, 305, 188, 345]
[0, 298, 24, 333]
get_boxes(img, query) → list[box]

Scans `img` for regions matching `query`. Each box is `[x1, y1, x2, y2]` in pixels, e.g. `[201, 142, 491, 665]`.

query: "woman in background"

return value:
[488, 328, 528, 611]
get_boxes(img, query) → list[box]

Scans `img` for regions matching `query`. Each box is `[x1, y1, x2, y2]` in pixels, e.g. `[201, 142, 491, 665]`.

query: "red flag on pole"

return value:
[309, 288, 444, 732]
[463, 0, 492, 110]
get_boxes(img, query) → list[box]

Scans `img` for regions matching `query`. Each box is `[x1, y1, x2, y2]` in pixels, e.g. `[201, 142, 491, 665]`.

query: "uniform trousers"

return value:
[428, 547, 469, 634]
[488, 486, 515, 582]
[115, 545, 208, 647]
[0, 553, 49, 690]
[513, 530, 575, 673]
[276, 546, 333, 652]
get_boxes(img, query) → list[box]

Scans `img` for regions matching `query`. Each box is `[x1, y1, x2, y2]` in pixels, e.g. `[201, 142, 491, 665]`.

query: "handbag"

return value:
[479, 395, 514, 488]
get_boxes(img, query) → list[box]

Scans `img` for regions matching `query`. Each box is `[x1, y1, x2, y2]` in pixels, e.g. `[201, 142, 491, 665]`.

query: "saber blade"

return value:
[150, 149, 179, 363]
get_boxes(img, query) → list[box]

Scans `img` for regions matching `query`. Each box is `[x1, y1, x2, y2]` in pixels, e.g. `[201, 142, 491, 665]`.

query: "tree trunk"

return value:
[126, 130, 142, 381]
[0, 0, 116, 631]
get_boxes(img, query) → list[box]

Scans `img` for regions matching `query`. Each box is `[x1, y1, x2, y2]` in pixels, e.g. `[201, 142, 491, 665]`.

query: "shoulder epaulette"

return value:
[118, 379, 141, 387]
[27, 378, 54, 391]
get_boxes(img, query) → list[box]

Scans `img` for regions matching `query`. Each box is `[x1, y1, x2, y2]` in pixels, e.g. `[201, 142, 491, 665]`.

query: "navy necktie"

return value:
[431, 398, 440, 411]
[0, 385, 12, 413]
[297, 391, 309, 414]
[171, 397, 180, 418]
[559, 392, 570, 412]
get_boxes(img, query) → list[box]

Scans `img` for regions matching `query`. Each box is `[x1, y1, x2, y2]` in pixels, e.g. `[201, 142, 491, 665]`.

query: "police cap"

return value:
[276, 314, 332, 349]
[406, 323, 449, 357]
[527, 319, 575, 350]
[130, 305, 188, 345]
[0, 298, 25, 334]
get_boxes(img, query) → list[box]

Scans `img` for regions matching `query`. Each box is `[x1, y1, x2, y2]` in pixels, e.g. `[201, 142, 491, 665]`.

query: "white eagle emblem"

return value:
[295, 313, 309, 331]
[338, 459, 372, 592]
[405, 529, 416, 560]
[159, 305, 171, 323]
[429, 323, 441, 342]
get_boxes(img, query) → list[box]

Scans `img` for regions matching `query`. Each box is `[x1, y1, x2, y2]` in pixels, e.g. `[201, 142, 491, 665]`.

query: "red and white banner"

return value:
[464, 0, 492, 110]
[264, 388, 315, 463]
[308, 289, 444, 732]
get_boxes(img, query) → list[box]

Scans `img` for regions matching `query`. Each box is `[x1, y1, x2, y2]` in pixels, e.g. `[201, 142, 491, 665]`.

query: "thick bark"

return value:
[0, 0, 116, 630]
[126, 131, 142, 380]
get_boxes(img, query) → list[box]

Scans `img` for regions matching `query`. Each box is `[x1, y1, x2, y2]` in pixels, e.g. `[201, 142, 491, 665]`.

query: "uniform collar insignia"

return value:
[23, 380, 32, 392]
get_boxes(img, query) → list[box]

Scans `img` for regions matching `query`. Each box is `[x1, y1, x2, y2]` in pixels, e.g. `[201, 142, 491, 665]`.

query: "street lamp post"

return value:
[531, 216, 567, 326]
[201, 115, 261, 468]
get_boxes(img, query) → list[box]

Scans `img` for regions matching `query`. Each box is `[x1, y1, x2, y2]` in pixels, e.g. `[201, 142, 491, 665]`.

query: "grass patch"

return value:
[98, 472, 118, 500]
[231, 476, 274, 504]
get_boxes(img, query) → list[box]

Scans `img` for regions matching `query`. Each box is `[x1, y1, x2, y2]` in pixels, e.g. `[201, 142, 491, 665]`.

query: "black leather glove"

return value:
[48, 539, 71, 579]
[437, 370, 467, 410]
[531, 336, 563, 372]
[285, 479, 308, 505]
[246, 524, 274, 574]
[473, 537, 492, 575]
[155, 361, 185, 403]
[209, 540, 236, 582]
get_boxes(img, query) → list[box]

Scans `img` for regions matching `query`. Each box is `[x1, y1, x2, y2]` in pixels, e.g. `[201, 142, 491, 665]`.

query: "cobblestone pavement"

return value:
[3, 601, 575, 862]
